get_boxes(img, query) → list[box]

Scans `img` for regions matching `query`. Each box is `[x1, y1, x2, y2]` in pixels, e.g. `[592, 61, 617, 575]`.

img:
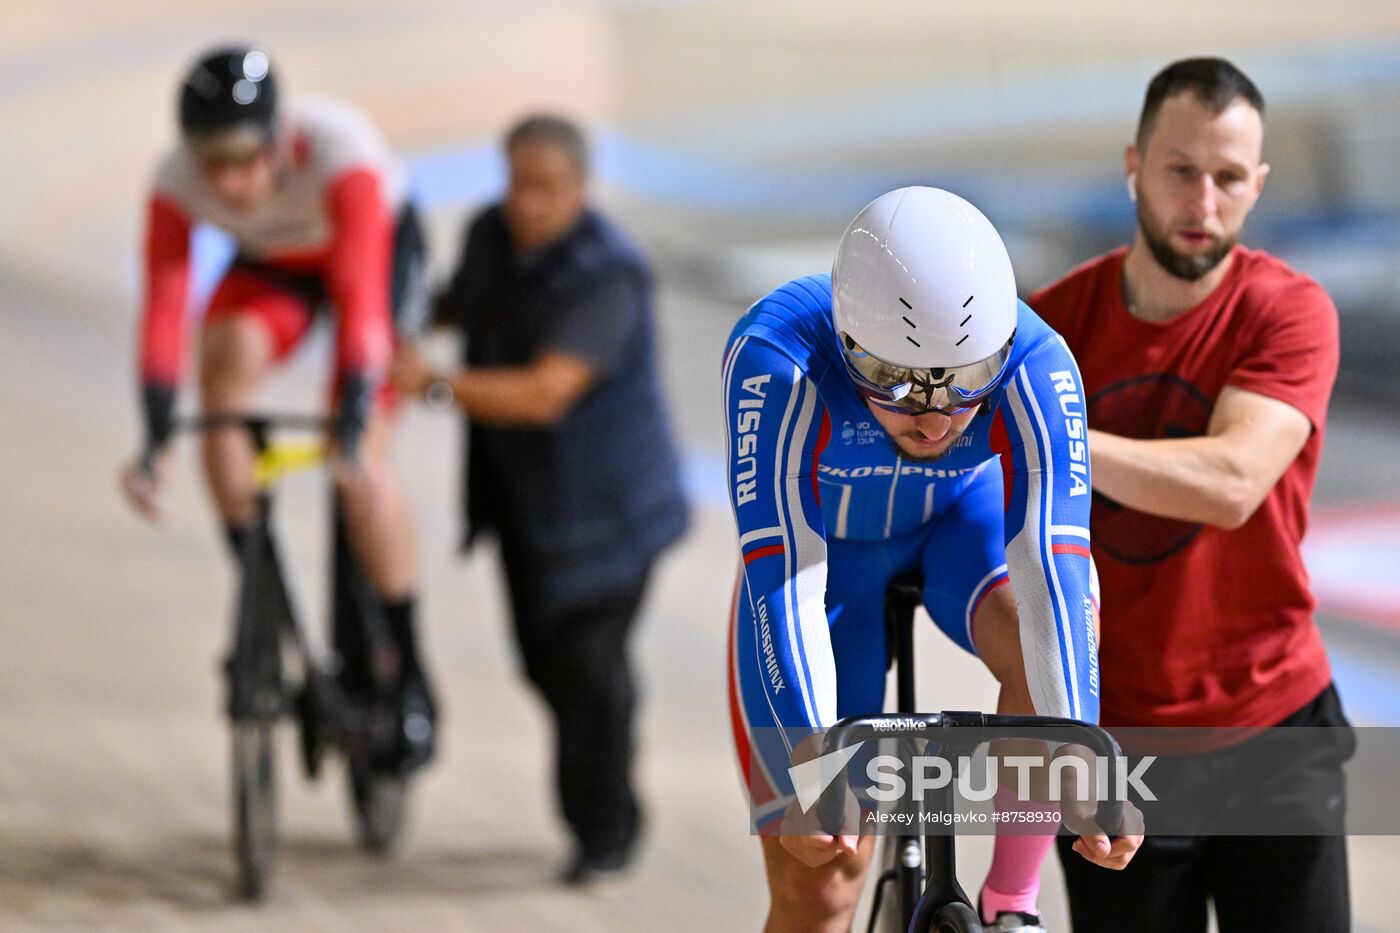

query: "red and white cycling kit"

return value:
[137, 96, 406, 452]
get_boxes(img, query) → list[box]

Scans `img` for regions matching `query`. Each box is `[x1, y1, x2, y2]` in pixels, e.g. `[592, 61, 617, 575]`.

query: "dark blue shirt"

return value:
[441, 204, 689, 613]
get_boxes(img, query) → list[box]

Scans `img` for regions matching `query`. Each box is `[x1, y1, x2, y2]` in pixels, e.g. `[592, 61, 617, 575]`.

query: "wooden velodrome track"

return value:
[2, 2, 1399, 929]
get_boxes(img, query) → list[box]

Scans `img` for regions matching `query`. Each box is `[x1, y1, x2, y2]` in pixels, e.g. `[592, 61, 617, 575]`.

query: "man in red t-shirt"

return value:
[1030, 58, 1351, 932]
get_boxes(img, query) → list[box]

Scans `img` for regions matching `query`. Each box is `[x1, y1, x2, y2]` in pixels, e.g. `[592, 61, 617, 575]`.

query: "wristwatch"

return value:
[424, 375, 456, 411]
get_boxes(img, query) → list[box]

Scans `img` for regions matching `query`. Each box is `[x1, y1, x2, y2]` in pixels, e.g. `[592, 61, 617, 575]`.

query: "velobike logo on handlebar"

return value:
[871, 717, 929, 732]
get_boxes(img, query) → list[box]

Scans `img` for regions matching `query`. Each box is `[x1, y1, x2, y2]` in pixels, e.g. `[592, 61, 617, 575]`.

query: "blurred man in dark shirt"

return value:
[394, 114, 689, 883]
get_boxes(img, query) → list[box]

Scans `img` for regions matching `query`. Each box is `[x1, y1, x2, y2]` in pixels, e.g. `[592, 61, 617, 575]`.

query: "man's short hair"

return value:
[1136, 57, 1265, 149]
[505, 114, 589, 176]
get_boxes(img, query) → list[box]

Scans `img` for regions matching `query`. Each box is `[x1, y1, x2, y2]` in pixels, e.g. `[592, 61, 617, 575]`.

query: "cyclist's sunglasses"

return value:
[839, 330, 1015, 416]
[189, 127, 274, 169]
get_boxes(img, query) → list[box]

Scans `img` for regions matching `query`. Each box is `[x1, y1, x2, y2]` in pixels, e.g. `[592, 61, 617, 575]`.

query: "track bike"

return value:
[177, 413, 417, 899]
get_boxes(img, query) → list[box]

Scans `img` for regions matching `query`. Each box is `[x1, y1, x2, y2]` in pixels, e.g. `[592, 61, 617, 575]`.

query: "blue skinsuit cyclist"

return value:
[723, 188, 1141, 933]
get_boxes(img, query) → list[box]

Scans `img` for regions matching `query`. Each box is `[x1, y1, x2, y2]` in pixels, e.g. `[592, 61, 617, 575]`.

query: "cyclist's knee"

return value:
[199, 316, 274, 407]
[971, 583, 1024, 687]
[766, 860, 864, 930]
[332, 458, 397, 518]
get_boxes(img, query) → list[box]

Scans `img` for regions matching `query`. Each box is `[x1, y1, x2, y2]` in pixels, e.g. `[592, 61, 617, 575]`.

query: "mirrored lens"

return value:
[839, 332, 1013, 415]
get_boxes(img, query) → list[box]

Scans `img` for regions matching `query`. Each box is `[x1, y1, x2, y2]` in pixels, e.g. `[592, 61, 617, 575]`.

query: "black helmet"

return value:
[178, 45, 278, 141]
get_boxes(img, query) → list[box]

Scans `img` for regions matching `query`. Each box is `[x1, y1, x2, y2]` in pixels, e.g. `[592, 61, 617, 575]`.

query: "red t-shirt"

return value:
[1030, 245, 1340, 729]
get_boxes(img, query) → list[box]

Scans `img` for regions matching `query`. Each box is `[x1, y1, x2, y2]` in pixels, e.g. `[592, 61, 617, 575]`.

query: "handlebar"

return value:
[175, 412, 331, 435]
[168, 413, 335, 486]
[817, 710, 1124, 837]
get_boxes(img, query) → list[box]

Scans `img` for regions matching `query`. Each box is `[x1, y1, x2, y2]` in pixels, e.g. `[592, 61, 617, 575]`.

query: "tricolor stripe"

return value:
[743, 543, 785, 565]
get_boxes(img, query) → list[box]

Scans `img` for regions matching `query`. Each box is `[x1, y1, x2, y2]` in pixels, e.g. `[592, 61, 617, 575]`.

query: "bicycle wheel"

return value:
[929, 901, 981, 933]
[348, 754, 406, 853]
[232, 720, 278, 900]
[228, 519, 287, 900]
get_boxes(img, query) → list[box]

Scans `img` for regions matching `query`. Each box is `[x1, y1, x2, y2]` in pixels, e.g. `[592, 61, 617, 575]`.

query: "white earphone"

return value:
[1127, 172, 1138, 203]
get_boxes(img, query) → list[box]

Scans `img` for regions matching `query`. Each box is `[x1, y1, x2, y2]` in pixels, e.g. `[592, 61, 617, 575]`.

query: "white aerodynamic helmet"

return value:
[832, 186, 1018, 414]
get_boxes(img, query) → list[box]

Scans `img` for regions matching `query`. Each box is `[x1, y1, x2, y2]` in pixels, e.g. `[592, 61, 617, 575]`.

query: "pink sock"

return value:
[980, 786, 1061, 923]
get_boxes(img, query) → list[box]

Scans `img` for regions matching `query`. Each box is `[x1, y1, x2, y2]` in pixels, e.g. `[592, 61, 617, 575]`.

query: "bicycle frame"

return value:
[175, 412, 414, 892]
[818, 574, 1124, 932]
[182, 416, 330, 718]
[178, 413, 400, 755]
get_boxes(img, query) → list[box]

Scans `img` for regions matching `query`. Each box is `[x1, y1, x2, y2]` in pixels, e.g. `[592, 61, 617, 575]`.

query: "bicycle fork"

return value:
[226, 519, 293, 723]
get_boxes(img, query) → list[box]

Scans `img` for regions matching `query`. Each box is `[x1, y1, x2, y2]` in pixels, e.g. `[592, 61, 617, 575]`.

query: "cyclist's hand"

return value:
[1051, 742, 1145, 870]
[777, 792, 862, 868]
[776, 733, 863, 868]
[1068, 799, 1144, 870]
[119, 449, 169, 522]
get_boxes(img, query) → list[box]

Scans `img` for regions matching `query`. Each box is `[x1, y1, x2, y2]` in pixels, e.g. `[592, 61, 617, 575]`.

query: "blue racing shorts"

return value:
[728, 462, 1010, 829]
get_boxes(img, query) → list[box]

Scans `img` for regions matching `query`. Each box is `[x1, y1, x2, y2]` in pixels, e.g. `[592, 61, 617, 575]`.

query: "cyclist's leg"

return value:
[335, 197, 423, 603]
[730, 534, 911, 932]
[198, 266, 316, 531]
[733, 560, 878, 932]
[334, 407, 417, 600]
[917, 463, 1079, 926]
[331, 212, 432, 762]
[335, 408, 434, 746]
[917, 462, 1030, 718]
[758, 834, 877, 933]
[330, 392, 436, 777]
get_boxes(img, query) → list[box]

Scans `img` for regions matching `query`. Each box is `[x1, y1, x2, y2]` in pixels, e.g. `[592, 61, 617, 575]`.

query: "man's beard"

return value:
[1137, 197, 1236, 282]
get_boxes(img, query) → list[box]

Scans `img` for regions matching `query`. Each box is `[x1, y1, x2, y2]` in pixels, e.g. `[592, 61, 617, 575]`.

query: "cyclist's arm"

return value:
[991, 335, 1099, 723]
[324, 168, 395, 456]
[724, 335, 836, 733]
[136, 194, 192, 456]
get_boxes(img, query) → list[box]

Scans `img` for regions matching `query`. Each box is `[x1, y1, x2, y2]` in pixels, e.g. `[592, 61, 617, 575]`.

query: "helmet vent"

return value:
[906, 336, 922, 348]
[899, 297, 912, 310]
[958, 296, 975, 343]
[901, 316, 916, 328]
